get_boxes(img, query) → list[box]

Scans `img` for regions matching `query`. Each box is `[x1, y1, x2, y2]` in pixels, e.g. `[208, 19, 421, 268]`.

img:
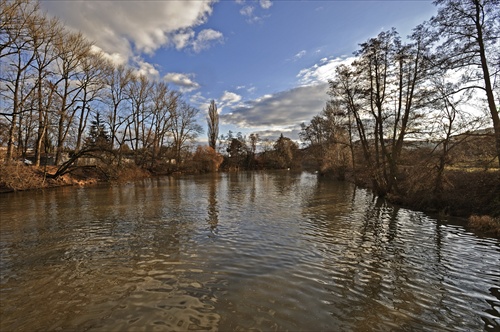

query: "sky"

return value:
[39, 0, 438, 144]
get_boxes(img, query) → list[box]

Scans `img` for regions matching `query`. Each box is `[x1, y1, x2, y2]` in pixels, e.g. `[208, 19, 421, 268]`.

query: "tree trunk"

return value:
[474, 0, 500, 168]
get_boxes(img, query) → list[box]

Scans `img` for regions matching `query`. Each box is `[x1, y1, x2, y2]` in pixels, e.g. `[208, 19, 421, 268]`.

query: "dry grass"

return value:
[468, 215, 500, 238]
[0, 162, 152, 192]
[0, 163, 49, 191]
[113, 164, 151, 182]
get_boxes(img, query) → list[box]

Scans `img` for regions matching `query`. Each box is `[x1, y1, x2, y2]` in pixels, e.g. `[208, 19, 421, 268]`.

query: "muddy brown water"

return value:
[1, 171, 499, 331]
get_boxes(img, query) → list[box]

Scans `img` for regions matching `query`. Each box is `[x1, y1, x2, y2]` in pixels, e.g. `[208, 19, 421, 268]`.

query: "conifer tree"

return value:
[84, 112, 110, 149]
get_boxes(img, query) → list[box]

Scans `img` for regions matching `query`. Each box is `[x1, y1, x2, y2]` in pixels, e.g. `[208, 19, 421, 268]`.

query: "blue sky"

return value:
[40, 0, 437, 143]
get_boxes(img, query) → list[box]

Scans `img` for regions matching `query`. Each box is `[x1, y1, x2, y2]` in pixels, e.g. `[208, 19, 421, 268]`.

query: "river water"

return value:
[0, 171, 499, 331]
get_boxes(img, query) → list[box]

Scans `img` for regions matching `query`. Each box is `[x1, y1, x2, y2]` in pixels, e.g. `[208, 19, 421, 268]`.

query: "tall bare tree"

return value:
[430, 0, 500, 167]
[52, 30, 92, 164]
[126, 73, 151, 163]
[74, 50, 107, 153]
[329, 29, 432, 195]
[170, 100, 202, 164]
[103, 62, 133, 163]
[0, 0, 39, 160]
[30, 14, 62, 166]
[149, 81, 177, 167]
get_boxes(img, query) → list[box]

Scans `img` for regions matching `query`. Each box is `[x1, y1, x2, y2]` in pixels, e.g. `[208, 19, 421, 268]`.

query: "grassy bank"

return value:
[0, 162, 152, 193]
[343, 166, 500, 238]
[467, 215, 500, 238]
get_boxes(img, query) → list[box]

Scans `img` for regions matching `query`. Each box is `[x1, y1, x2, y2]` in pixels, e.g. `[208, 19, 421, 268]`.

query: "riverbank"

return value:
[397, 170, 500, 238]
[0, 162, 152, 193]
[344, 167, 500, 238]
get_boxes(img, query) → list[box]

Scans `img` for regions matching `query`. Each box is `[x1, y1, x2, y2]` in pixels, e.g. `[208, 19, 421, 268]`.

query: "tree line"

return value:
[1, 0, 498, 189]
[299, 0, 499, 200]
[1, 0, 202, 174]
[0, 0, 306, 177]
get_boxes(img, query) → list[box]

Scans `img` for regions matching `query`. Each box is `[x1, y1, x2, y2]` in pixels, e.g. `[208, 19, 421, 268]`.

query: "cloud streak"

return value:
[294, 50, 307, 60]
[218, 56, 355, 137]
[220, 83, 328, 128]
[297, 56, 356, 85]
[163, 73, 200, 92]
[237, 0, 273, 23]
[192, 29, 224, 53]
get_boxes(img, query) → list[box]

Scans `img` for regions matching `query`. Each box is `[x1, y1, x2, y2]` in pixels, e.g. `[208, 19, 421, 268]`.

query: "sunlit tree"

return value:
[207, 100, 218, 150]
[170, 100, 203, 164]
[273, 134, 298, 169]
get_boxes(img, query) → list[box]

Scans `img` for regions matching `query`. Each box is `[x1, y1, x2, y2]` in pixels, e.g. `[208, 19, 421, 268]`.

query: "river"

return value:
[0, 171, 499, 331]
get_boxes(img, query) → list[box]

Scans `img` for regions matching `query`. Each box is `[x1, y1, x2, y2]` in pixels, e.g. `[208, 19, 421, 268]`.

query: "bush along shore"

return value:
[0, 162, 152, 193]
[315, 167, 499, 239]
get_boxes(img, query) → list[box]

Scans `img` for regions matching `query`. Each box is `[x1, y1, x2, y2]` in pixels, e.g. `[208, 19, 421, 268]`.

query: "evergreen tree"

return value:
[84, 112, 111, 149]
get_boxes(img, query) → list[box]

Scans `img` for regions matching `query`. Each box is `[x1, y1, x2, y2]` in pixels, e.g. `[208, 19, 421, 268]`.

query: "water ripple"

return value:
[0, 172, 498, 331]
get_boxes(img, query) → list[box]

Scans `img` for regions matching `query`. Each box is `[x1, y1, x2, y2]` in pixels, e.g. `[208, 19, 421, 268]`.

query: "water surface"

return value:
[1, 171, 499, 331]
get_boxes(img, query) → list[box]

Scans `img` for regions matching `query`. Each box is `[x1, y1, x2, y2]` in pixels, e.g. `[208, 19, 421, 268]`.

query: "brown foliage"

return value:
[113, 164, 151, 182]
[0, 163, 92, 191]
[192, 146, 223, 173]
[0, 163, 47, 191]
[0, 161, 152, 192]
[468, 215, 500, 238]
[390, 167, 500, 217]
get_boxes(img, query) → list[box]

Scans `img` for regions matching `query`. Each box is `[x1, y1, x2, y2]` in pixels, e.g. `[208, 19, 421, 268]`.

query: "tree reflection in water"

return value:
[0, 171, 498, 331]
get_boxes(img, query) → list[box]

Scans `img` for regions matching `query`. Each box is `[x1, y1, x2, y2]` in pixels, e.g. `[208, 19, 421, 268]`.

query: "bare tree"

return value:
[430, 0, 500, 167]
[149, 81, 177, 167]
[52, 30, 93, 164]
[74, 50, 107, 153]
[103, 62, 133, 164]
[126, 73, 151, 164]
[170, 100, 202, 164]
[0, 0, 37, 59]
[0, 0, 39, 160]
[30, 14, 62, 166]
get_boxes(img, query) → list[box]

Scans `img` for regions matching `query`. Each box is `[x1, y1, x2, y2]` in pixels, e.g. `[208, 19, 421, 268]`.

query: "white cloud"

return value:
[163, 73, 200, 92]
[172, 29, 196, 50]
[240, 6, 254, 17]
[40, 1, 216, 61]
[260, 0, 273, 9]
[237, 0, 272, 23]
[132, 58, 160, 80]
[220, 84, 328, 128]
[90, 45, 126, 66]
[220, 91, 242, 104]
[235, 85, 256, 94]
[192, 29, 224, 53]
[294, 50, 307, 60]
[297, 56, 357, 86]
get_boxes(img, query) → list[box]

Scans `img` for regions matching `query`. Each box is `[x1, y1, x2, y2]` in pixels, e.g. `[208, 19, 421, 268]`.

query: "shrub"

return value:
[468, 215, 500, 238]
[0, 163, 46, 191]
